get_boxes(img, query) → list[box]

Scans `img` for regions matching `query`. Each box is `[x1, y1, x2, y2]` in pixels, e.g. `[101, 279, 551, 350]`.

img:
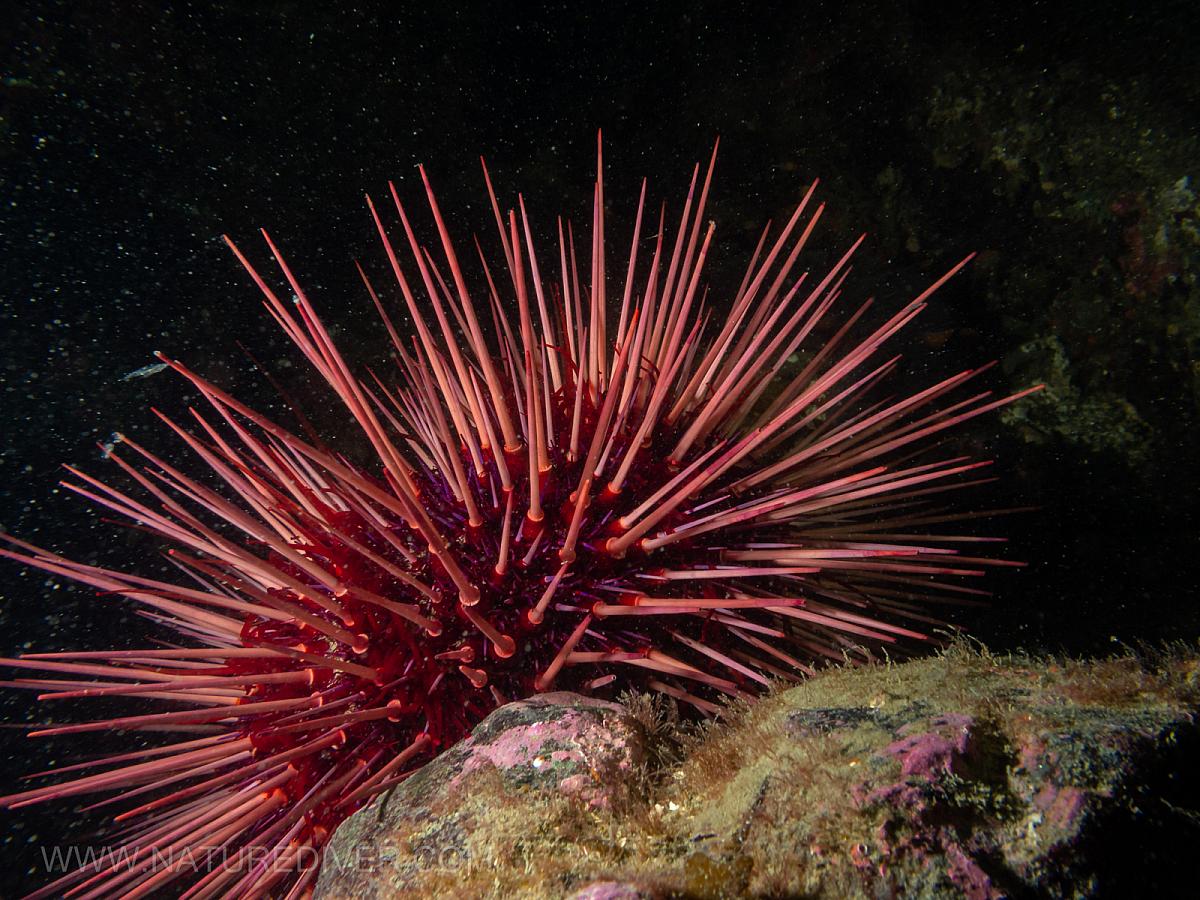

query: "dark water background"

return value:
[1, 1, 1197, 895]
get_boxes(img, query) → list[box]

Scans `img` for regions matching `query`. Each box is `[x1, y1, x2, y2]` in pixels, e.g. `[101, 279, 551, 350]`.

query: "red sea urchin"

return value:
[1, 137, 1040, 898]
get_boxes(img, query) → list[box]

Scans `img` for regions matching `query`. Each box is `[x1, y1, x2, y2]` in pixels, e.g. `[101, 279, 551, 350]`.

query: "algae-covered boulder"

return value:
[316, 647, 1200, 899]
[315, 692, 650, 898]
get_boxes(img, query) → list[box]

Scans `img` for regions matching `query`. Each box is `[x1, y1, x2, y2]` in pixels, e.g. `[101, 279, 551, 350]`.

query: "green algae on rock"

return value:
[316, 643, 1200, 898]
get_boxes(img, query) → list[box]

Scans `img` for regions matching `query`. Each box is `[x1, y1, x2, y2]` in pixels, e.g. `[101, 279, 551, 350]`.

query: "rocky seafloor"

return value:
[314, 643, 1200, 899]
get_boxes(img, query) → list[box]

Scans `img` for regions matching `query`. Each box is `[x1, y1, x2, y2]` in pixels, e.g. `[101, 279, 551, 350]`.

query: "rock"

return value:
[316, 648, 1200, 899]
[568, 880, 656, 900]
[314, 692, 649, 899]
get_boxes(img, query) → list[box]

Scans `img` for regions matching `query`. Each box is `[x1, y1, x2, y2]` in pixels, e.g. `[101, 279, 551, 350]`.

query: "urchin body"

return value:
[1, 138, 1038, 898]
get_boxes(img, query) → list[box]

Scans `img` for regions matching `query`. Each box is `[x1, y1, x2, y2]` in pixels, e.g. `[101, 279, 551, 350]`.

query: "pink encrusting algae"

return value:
[0, 135, 1041, 898]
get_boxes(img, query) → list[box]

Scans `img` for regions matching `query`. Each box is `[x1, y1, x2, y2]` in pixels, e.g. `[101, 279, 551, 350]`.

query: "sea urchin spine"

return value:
[1, 136, 1040, 898]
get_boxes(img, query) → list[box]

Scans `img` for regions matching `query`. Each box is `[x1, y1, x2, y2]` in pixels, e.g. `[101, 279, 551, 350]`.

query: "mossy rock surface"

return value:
[316, 646, 1200, 899]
